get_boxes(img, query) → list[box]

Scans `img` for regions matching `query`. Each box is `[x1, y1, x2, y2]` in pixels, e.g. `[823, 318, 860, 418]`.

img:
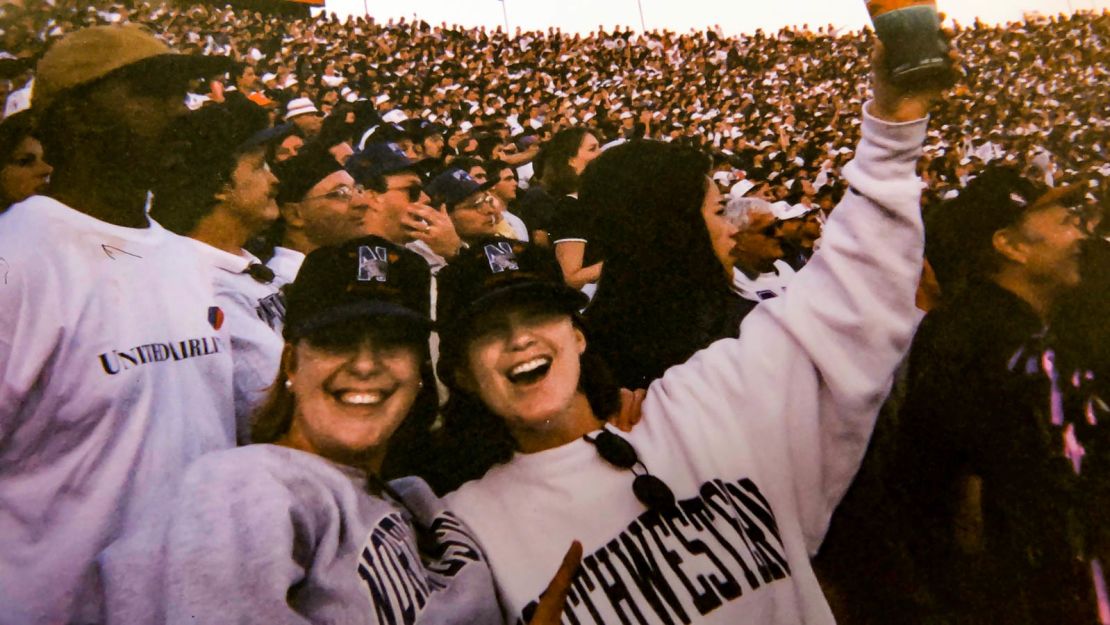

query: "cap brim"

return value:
[288, 301, 432, 340]
[379, 162, 420, 176]
[1032, 183, 1086, 211]
[137, 53, 234, 81]
[237, 123, 293, 152]
[461, 281, 588, 328]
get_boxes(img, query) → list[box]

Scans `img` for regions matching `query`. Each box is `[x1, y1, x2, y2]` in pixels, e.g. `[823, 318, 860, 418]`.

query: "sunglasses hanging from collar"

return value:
[584, 429, 676, 513]
[245, 262, 276, 284]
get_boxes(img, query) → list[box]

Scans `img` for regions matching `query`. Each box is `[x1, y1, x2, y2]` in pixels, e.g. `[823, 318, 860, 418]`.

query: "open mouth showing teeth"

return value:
[333, 390, 387, 406]
[507, 357, 552, 385]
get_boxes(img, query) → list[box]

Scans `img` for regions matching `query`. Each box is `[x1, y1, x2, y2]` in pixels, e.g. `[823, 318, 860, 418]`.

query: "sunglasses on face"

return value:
[387, 183, 424, 202]
[758, 219, 783, 238]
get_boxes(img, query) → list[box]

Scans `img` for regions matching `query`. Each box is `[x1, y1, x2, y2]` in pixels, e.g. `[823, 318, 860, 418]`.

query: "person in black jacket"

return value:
[891, 165, 1106, 624]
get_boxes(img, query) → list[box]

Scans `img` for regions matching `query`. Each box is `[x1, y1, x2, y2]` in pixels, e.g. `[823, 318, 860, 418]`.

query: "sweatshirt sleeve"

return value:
[647, 103, 927, 555]
[161, 455, 315, 625]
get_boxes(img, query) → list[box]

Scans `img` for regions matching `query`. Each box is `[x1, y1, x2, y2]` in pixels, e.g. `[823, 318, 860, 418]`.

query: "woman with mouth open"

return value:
[433, 42, 955, 624]
[113, 235, 580, 624]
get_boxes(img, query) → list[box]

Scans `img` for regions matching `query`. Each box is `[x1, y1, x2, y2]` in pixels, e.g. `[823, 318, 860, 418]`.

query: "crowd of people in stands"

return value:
[0, 0, 1108, 624]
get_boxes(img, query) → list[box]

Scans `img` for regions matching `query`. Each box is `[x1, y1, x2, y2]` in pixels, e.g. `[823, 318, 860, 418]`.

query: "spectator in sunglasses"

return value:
[728, 197, 796, 318]
[347, 141, 464, 272]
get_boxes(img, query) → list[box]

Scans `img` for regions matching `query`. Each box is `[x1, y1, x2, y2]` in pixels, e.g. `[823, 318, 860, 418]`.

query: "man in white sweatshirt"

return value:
[0, 25, 234, 625]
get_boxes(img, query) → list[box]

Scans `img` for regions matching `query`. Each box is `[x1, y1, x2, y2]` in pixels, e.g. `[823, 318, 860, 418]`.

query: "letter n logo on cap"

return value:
[484, 242, 519, 274]
[208, 306, 225, 330]
[357, 246, 389, 283]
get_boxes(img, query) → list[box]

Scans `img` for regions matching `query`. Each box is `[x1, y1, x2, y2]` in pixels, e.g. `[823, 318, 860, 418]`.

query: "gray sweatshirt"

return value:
[105, 444, 500, 624]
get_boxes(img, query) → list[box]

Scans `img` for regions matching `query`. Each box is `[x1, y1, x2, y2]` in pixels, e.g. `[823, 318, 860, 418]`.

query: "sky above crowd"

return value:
[322, 0, 1110, 35]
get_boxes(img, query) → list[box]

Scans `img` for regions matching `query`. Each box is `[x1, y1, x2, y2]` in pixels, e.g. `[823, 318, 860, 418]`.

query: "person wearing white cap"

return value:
[728, 197, 797, 316]
[285, 96, 323, 137]
[770, 200, 821, 270]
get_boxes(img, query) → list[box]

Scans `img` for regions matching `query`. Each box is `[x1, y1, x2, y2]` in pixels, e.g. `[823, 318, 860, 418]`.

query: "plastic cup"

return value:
[865, 0, 951, 84]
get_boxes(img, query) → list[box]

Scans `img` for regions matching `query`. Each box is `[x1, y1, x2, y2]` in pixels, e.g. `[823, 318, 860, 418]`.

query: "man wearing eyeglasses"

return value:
[268, 144, 374, 286]
[426, 167, 502, 245]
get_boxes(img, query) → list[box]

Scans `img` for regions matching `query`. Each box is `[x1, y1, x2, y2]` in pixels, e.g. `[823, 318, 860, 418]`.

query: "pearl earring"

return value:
[284, 379, 293, 390]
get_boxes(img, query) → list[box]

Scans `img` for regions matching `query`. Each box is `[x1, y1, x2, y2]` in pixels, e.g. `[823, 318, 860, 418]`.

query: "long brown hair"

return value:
[542, 127, 594, 197]
[250, 346, 298, 444]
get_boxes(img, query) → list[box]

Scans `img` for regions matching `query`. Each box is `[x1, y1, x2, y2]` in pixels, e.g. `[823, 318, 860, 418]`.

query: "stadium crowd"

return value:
[0, 0, 1108, 624]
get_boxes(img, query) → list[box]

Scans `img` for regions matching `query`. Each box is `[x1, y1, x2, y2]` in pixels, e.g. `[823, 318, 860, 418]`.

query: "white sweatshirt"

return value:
[446, 105, 927, 625]
[0, 197, 235, 625]
[108, 444, 501, 624]
[186, 239, 284, 440]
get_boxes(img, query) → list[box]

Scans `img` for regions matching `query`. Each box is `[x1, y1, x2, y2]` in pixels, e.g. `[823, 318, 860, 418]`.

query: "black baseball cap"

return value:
[946, 165, 1085, 250]
[345, 141, 417, 185]
[435, 238, 587, 388]
[436, 237, 587, 337]
[273, 143, 345, 205]
[283, 236, 432, 341]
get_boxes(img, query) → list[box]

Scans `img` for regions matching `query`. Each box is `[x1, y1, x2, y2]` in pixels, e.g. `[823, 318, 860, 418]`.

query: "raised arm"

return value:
[647, 41, 955, 553]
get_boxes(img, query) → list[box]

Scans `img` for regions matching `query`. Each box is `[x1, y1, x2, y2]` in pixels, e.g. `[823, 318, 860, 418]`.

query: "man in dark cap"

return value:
[426, 167, 501, 245]
[891, 165, 1100, 624]
[0, 25, 233, 624]
[266, 142, 373, 285]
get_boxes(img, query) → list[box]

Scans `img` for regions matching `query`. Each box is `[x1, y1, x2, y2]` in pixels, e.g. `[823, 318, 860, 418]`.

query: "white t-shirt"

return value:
[266, 245, 305, 287]
[502, 210, 530, 242]
[0, 196, 235, 625]
[186, 240, 284, 441]
[446, 107, 929, 624]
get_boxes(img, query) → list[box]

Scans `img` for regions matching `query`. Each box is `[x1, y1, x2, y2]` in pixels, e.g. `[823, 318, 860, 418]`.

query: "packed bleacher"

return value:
[1, 1, 1109, 624]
